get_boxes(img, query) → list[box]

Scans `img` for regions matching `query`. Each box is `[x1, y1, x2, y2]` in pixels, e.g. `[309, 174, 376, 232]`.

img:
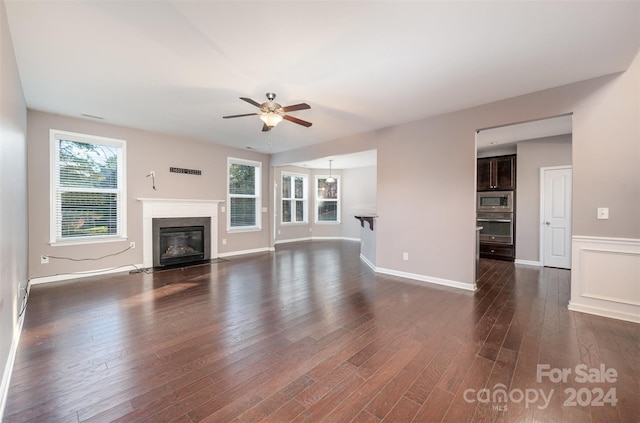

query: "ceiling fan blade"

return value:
[223, 113, 259, 119]
[240, 97, 262, 108]
[262, 123, 272, 132]
[281, 103, 310, 112]
[283, 114, 312, 127]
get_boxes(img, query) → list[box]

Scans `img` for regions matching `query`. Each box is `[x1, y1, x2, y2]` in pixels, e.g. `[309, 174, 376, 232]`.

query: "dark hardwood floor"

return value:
[4, 240, 639, 422]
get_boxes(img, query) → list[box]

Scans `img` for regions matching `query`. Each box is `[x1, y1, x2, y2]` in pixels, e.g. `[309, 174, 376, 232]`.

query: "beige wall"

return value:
[0, 0, 28, 404]
[272, 53, 640, 287]
[274, 165, 314, 242]
[341, 166, 377, 240]
[516, 135, 572, 262]
[274, 165, 376, 243]
[27, 110, 271, 279]
[274, 166, 376, 242]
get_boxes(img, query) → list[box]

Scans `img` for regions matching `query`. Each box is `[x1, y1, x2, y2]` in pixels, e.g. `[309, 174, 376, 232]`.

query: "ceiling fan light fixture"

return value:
[259, 112, 283, 127]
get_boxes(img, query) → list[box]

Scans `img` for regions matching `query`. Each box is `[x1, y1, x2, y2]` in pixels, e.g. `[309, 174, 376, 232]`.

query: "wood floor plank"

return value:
[3, 241, 638, 423]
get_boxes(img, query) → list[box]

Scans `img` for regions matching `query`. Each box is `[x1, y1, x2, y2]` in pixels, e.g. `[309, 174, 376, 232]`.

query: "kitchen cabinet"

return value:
[479, 243, 515, 261]
[477, 155, 516, 191]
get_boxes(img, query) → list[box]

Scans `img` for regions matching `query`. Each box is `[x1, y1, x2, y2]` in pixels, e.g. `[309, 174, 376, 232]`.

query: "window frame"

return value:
[227, 157, 262, 232]
[314, 174, 341, 224]
[49, 129, 127, 246]
[281, 172, 308, 225]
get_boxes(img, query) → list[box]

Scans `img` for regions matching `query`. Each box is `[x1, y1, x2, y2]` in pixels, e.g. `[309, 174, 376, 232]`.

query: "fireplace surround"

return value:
[138, 198, 223, 269]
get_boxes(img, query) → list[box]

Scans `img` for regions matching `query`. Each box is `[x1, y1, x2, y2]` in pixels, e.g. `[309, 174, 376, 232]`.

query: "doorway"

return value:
[540, 166, 572, 269]
[476, 114, 573, 266]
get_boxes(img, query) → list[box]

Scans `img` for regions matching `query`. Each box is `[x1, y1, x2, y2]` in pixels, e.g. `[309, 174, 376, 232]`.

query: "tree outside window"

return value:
[228, 158, 261, 230]
[51, 130, 126, 243]
[282, 173, 307, 224]
[316, 176, 340, 223]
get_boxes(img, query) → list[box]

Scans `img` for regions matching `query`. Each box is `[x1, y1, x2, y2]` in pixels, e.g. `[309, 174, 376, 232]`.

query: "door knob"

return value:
[545, 221, 551, 225]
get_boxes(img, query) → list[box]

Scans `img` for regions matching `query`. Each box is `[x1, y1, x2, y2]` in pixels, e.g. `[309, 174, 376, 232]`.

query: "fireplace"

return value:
[152, 217, 211, 267]
[138, 198, 223, 269]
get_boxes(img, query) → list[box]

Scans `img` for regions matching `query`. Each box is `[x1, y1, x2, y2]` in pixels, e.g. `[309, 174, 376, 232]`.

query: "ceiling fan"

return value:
[223, 93, 312, 132]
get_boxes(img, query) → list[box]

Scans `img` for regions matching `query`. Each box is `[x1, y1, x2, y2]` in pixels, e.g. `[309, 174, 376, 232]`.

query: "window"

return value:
[315, 176, 340, 223]
[228, 158, 261, 230]
[50, 130, 126, 244]
[282, 173, 308, 224]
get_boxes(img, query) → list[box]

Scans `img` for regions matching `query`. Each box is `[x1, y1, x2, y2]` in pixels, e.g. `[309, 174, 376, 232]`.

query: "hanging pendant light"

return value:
[326, 159, 336, 183]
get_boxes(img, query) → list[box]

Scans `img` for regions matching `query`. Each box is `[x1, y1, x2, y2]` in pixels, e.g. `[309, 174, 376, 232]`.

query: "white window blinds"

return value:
[51, 130, 126, 242]
[228, 158, 261, 230]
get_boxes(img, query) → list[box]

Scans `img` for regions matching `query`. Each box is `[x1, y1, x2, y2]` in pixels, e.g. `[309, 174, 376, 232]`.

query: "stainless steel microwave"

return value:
[477, 190, 514, 212]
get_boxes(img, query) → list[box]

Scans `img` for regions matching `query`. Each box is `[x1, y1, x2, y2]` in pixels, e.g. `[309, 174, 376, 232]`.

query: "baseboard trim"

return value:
[29, 264, 145, 285]
[312, 236, 360, 242]
[359, 254, 376, 271]
[275, 236, 360, 245]
[0, 308, 26, 419]
[568, 302, 640, 324]
[514, 259, 542, 266]
[218, 247, 275, 258]
[274, 237, 312, 245]
[374, 266, 476, 292]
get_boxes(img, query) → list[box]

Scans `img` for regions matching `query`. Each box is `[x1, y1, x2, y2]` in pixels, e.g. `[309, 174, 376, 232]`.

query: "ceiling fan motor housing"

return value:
[262, 93, 282, 113]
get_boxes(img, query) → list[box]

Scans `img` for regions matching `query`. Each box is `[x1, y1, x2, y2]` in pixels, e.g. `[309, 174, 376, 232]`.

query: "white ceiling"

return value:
[5, 1, 639, 154]
[476, 114, 573, 150]
[288, 150, 377, 170]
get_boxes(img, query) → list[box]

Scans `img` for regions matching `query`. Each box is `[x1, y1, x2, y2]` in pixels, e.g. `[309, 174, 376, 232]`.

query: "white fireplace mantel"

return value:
[137, 198, 224, 268]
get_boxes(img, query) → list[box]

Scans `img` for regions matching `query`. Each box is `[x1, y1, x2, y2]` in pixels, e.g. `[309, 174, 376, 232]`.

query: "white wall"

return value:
[0, 0, 28, 412]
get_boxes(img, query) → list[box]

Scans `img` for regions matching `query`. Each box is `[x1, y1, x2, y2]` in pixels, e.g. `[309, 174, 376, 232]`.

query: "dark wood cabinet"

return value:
[479, 243, 515, 261]
[478, 154, 516, 261]
[477, 155, 516, 191]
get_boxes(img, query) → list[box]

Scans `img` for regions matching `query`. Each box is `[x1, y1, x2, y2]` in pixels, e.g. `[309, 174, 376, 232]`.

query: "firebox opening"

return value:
[159, 226, 205, 266]
[152, 216, 211, 268]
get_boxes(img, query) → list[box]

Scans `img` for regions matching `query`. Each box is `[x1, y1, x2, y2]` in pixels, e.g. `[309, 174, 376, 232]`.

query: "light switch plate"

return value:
[597, 207, 609, 220]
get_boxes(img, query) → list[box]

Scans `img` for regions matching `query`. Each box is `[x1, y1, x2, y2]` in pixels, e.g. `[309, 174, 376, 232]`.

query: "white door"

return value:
[541, 166, 572, 268]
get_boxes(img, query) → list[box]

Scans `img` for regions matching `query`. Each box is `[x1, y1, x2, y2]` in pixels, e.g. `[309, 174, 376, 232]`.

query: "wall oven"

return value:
[477, 190, 514, 213]
[477, 212, 513, 244]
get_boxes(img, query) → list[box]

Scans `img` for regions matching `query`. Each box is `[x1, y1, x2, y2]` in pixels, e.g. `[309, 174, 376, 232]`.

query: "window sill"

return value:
[314, 221, 341, 225]
[281, 222, 308, 226]
[227, 226, 262, 233]
[50, 236, 128, 247]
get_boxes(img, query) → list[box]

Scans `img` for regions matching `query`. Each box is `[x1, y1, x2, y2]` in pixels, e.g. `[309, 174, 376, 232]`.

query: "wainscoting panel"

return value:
[570, 236, 640, 323]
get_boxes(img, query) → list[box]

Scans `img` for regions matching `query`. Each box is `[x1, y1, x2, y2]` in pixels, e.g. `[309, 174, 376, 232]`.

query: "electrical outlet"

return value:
[222, 238, 227, 245]
[597, 207, 609, 220]
[41, 255, 49, 264]
[129, 242, 135, 249]
[221, 206, 226, 213]
[403, 252, 409, 261]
